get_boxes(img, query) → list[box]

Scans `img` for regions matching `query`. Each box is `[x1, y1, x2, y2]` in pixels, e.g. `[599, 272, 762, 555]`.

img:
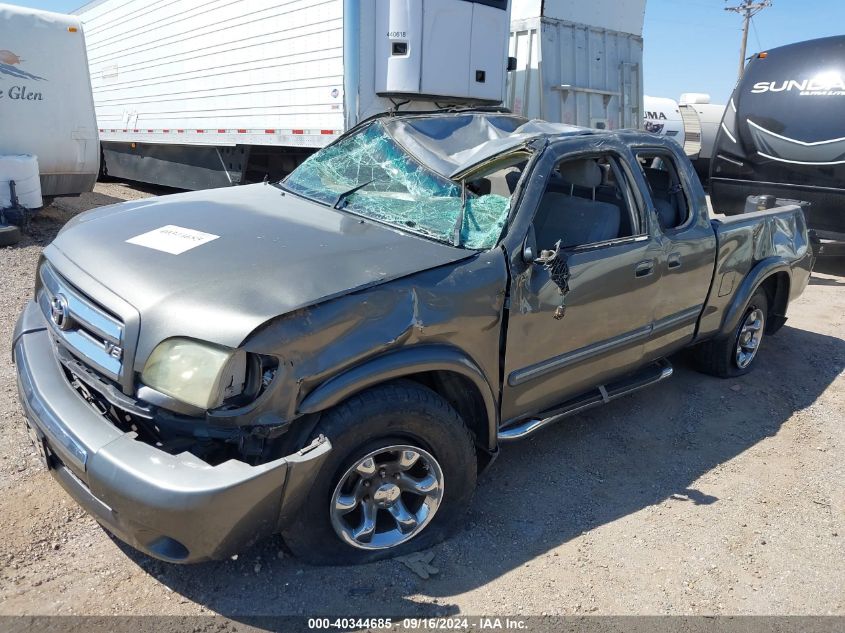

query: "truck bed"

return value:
[697, 204, 814, 339]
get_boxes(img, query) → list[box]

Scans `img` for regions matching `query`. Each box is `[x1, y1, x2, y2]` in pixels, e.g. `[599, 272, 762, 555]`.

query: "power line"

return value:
[750, 16, 763, 51]
[724, 0, 773, 79]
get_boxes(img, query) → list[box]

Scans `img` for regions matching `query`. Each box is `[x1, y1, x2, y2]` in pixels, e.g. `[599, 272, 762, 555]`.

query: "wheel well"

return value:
[760, 272, 790, 334]
[401, 371, 493, 469]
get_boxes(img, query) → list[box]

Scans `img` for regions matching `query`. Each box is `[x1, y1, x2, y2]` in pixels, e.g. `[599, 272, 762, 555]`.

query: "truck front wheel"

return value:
[282, 381, 477, 565]
[694, 288, 769, 378]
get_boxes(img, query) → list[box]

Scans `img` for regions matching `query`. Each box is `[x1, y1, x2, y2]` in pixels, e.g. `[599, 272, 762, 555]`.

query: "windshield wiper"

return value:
[333, 179, 375, 209]
[451, 178, 467, 247]
[271, 180, 292, 194]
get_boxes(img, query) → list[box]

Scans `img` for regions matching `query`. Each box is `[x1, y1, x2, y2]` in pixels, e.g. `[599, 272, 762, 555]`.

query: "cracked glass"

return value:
[283, 122, 511, 249]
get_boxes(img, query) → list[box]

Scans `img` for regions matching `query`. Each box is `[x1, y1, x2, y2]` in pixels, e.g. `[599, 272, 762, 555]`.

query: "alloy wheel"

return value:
[329, 444, 444, 550]
[735, 307, 765, 369]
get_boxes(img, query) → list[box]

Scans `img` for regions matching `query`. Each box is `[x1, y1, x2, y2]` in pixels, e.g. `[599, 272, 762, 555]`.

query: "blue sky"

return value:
[643, 0, 845, 103]
[11, 0, 845, 105]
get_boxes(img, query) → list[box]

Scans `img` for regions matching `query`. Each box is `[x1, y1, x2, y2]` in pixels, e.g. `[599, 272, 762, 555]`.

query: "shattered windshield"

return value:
[283, 121, 512, 249]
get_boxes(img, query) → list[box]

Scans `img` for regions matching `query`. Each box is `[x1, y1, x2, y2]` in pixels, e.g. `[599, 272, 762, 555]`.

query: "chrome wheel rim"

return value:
[735, 307, 765, 369]
[329, 444, 444, 551]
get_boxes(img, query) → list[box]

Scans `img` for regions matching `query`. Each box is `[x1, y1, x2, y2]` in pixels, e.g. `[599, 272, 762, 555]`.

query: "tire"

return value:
[282, 381, 477, 565]
[0, 223, 21, 247]
[694, 288, 769, 378]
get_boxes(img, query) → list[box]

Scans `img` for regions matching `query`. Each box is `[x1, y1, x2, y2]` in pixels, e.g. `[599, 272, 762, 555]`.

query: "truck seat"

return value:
[595, 162, 633, 236]
[534, 159, 622, 250]
[643, 168, 682, 229]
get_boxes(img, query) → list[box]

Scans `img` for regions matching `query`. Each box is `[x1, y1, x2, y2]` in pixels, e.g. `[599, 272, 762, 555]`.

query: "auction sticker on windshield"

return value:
[126, 225, 220, 255]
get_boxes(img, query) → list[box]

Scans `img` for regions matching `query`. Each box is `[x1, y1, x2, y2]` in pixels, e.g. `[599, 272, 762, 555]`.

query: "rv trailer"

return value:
[643, 93, 725, 184]
[710, 35, 845, 256]
[0, 3, 99, 244]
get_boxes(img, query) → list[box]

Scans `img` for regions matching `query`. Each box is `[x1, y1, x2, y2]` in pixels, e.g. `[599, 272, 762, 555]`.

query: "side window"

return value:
[635, 151, 691, 231]
[532, 154, 639, 252]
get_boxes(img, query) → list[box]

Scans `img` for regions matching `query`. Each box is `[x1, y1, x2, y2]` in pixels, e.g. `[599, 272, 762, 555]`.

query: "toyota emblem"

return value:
[50, 294, 71, 330]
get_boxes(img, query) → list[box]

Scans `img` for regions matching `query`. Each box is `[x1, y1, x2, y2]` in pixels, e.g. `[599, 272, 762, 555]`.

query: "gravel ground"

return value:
[0, 182, 842, 618]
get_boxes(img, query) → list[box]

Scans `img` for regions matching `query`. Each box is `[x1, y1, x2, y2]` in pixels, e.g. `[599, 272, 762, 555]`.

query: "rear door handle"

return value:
[635, 259, 655, 277]
[668, 252, 682, 269]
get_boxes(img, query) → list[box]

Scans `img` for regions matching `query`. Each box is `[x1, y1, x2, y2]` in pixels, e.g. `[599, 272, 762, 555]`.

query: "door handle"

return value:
[635, 259, 655, 277]
[668, 252, 682, 269]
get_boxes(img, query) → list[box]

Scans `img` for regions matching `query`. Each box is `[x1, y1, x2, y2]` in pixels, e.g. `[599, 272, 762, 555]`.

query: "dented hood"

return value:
[49, 183, 472, 361]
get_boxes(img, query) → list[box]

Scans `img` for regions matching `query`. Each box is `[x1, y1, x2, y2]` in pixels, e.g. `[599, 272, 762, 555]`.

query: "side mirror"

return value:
[535, 239, 569, 266]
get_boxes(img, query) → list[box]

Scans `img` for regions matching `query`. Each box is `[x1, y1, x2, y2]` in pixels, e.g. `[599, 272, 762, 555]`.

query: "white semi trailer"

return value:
[75, 0, 513, 189]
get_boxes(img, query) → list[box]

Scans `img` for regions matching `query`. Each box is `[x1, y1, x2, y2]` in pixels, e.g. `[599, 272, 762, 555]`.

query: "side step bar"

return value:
[497, 359, 674, 442]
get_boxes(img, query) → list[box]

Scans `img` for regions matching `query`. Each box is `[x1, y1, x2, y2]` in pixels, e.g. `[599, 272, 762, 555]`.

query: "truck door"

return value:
[501, 144, 663, 423]
[631, 147, 718, 359]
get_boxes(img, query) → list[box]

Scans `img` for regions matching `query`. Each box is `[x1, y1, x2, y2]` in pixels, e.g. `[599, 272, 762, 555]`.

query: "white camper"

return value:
[75, 0, 513, 190]
[0, 3, 99, 237]
[643, 94, 685, 140]
[506, 0, 645, 131]
[643, 93, 725, 182]
[677, 93, 725, 176]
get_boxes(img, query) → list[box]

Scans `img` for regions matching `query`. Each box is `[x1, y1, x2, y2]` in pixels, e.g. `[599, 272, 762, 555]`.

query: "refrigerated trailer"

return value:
[75, 0, 513, 190]
[505, 0, 645, 132]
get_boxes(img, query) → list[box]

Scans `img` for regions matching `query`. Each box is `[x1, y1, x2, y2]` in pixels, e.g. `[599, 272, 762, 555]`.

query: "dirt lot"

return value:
[0, 182, 842, 618]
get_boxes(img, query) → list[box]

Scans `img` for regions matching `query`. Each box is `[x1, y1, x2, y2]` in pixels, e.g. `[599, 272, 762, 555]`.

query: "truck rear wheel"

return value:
[694, 288, 769, 378]
[0, 223, 21, 247]
[282, 381, 477, 565]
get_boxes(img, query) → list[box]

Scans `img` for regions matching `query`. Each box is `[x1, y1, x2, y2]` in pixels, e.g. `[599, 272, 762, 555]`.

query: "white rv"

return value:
[0, 3, 99, 244]
[643, 94, 685, 139]
[75, 0, 513, 190]
[643, 93, 725, 182]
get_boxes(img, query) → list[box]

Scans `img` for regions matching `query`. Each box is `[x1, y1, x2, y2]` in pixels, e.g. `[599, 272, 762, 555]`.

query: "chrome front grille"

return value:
[38, 262, 125, 383]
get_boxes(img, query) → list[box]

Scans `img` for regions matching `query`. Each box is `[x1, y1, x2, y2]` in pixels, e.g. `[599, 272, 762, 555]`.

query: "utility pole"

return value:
[725, 0, 773, 79]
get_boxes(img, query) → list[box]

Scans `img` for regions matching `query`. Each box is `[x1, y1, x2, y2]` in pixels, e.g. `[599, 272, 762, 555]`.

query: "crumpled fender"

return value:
[719, 256, 791, 338]
[240, 250, 509, 448]
[697, 204, 813, 340]
[298, 345, 499, 452]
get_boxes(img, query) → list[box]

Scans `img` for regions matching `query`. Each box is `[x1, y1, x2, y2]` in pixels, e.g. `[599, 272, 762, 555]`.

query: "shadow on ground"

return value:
[95, 177, 186, 198]
[109, 317, 843, 618]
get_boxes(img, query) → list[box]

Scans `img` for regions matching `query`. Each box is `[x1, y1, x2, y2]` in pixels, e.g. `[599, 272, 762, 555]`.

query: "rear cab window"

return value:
[634, 151, 692, 231]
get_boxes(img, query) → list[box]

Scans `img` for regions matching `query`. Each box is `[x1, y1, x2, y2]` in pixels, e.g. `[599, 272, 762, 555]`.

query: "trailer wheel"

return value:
[0, 223, 21, 247]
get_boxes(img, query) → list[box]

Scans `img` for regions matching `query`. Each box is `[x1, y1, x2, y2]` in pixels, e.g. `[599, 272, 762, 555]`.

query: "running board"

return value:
[497, 359, 674, 442]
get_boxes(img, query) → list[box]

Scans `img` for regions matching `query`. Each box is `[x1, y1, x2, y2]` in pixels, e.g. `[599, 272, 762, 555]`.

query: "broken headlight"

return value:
[140, 338, 248, 411]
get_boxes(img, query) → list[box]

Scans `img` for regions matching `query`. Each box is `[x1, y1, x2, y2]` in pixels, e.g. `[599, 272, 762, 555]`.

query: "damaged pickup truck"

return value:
[12, 109, 814, 565]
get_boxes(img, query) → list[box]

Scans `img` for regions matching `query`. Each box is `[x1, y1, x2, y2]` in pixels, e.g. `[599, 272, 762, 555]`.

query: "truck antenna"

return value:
[724, 0, 773, 79]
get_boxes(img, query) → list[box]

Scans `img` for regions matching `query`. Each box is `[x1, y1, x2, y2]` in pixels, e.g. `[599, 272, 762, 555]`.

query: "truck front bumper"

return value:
[12, 301, 331, 563]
